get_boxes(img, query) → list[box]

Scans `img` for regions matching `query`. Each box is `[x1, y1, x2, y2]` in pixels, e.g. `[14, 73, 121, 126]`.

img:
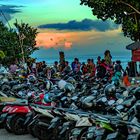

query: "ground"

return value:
[0, 129, 37, 140]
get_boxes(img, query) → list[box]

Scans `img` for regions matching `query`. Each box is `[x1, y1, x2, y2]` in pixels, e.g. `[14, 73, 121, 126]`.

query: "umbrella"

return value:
[126, 41, 140, 50]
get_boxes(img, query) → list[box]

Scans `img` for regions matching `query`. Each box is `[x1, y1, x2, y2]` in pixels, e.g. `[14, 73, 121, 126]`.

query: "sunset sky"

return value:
[0, 0, 132, 59]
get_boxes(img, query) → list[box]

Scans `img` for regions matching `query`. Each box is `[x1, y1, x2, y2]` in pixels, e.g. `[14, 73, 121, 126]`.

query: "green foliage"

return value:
[80, 0, 140, 41]
[14, 22, 39, 57]
[0, 50, 5, 60]
[0, 21, 38, 65]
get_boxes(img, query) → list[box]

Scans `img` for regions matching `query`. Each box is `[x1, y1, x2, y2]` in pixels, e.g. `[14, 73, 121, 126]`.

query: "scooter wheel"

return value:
[33, 117, 52, 140]
[27, 121, 38, 137]
[5, 123, 12, 133]
[13, 115, 27, 135]
[4, 115, 15, 133]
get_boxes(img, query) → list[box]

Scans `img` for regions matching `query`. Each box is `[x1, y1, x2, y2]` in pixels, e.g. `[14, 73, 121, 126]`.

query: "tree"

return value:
[0, 21, 38, 65]
[80, 0, 140, 41]
[0, 22, 19, 65]
[14, 21, 39, 62]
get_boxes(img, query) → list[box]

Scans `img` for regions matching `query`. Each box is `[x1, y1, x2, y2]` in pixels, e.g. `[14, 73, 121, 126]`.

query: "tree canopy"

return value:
[14, 21, 38, 59]
[80, 0, 140, 41]
[0, 21, 38, 65]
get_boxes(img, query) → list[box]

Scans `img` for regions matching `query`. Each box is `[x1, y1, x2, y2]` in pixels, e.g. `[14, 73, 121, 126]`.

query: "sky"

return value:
[0, 0, 132, 60]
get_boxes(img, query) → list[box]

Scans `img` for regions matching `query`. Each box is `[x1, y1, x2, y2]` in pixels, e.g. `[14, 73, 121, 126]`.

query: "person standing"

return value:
[104, 50, 112, 66]
[114, 60, 124, 74]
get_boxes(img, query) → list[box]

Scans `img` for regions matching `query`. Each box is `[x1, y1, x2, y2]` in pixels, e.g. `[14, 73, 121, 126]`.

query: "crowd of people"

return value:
[0, 50, 132, 87]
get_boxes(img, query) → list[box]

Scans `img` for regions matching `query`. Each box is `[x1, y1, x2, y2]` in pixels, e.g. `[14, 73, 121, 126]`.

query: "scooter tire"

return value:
[5, 123, 12, 133]
[13, 115, 28, 135]
[27, 120, 38, 137]
[33, 118, 52, 140]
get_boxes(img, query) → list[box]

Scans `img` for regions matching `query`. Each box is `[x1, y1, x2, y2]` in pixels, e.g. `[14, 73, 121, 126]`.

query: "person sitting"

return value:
[71, 58, 81, 74]
[53, 61, 59, 73]
[96, 59, 107, 79]
[81, 62, 88, 75]
[62, 61, 71, 75]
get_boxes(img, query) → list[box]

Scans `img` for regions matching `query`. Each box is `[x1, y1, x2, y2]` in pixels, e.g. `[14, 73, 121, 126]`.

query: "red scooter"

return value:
[5, 104, 31, 135]
[4, 94, 53, 135]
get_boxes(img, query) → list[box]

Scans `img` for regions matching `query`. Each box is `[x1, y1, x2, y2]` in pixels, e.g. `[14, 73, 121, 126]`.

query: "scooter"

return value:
[5, 103, 30, 135]
[27, 104, 54, 138]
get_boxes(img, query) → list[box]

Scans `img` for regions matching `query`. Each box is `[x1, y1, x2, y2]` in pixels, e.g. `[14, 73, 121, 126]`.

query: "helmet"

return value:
[58, 80, 67, 90]
[44, 93, 51, 103]
[28, 75, 36, 83]
[104, 84, 116, 98]
[64, 83, 75, 92]
[134, 87, 140, 100]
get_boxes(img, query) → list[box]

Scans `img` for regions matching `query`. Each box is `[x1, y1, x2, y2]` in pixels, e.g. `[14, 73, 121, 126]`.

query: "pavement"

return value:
[0, 129, 37, 140]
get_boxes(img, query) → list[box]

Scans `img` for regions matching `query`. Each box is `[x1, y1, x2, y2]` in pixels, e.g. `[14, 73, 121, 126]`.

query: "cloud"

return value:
[0, 5, 23, 24]
[64, 41, 72, 49]
[38, 19, 119, 31]
[36, 32, 74, 49]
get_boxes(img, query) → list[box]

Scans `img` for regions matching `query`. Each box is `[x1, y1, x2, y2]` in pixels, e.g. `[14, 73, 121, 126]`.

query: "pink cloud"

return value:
[64, 41, 72, 49]
[36, 32, 74, 49]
